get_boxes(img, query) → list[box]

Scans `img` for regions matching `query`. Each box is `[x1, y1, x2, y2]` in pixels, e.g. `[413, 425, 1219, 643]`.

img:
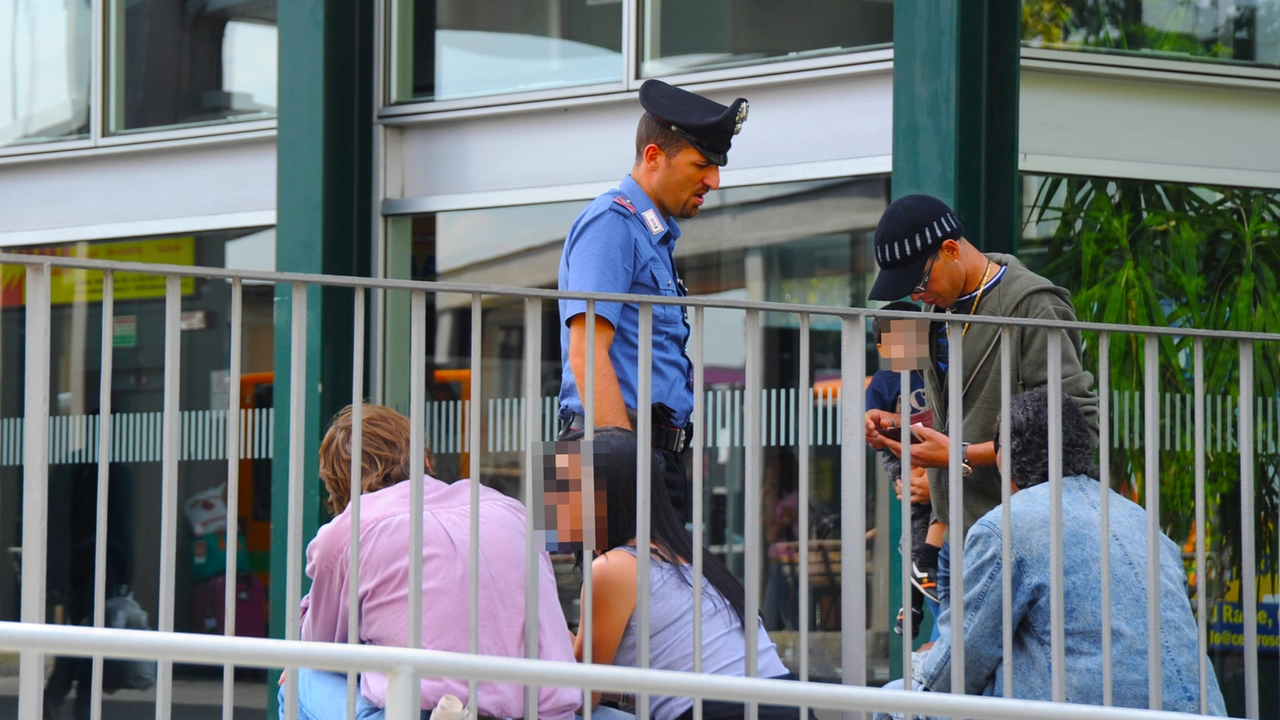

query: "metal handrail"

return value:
[0, 622, 1224, 720]
[3, 250, 1278, 342]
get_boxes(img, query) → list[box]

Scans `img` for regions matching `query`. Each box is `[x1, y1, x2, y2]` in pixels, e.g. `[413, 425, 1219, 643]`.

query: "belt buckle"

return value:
[674, 428, 686, 453]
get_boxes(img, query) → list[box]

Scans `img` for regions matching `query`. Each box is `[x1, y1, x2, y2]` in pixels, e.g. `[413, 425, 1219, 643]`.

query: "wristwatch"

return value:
[961, 442, 973, 476]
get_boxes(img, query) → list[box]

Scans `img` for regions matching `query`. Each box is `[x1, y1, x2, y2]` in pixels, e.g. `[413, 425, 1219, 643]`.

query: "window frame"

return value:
[0, 0, 280, 159]
[381, 0, 895, 115]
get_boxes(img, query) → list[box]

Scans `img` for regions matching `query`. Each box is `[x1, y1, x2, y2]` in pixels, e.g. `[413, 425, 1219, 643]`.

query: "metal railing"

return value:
[0, 251, 1274, 720]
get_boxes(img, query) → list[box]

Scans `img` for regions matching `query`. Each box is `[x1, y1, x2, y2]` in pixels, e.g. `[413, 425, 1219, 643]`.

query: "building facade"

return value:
[1, 0, 1277, 716]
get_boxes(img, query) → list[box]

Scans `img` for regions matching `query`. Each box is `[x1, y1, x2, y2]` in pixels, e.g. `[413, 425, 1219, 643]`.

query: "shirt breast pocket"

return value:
[647, 261, 684, 325]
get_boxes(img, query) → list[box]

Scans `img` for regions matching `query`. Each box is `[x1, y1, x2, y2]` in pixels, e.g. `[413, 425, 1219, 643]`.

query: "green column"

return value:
[888, 0, 1020, 679]
[270, 0, 374, 710]
[892, 0, 1020, 252]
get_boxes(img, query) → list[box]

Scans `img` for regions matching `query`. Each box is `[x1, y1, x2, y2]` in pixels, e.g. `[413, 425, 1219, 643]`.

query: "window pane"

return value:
[640, 0, 892, 78]
[399, 0, 622, 102]
[111, 0, 278, 132]
[0, 0, 91, 147]
[1023, 0, 1280, 69]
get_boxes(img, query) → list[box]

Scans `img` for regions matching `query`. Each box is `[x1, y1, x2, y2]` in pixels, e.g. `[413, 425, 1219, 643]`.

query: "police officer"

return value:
[557, 79, 749, 518]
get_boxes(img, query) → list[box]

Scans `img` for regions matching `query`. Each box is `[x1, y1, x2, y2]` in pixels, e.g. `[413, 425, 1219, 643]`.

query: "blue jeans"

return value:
[929, 541, 951, 643]
[280, 669, 420, 720]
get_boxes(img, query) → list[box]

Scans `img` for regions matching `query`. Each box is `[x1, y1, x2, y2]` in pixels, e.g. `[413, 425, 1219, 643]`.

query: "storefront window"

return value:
[640, 0, 893, 77]
[0, 0, 91, 147]
[393, 176, 896, 683]
[0, 228, 275, 713]
[395, 0, 622, 103]
[109, 0, 277, 133]
[1023, 0, 1280, 68]
[1021, 174, 1280, 715]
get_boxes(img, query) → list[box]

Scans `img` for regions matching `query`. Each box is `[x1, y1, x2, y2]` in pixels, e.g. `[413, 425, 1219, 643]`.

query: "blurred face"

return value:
[910, 239, 965, 308]
[650, 145, 720, 219]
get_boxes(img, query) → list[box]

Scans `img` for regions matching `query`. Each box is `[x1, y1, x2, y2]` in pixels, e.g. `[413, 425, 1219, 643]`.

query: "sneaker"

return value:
[894, 605, 924, 639]
[910, 561, 939, 604]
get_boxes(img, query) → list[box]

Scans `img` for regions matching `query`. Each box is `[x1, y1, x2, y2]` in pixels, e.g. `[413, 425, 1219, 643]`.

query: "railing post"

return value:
[523, 297, 543, 718]
[1238, 340, 1259, 719]
[839, 313, 867, 718]
[347, 287, 366, 720]
[1142, 334, 1161, 710]
[90, 271, 116, 720]
[156, 273, 183, 720]
[18, 264, 52, 720]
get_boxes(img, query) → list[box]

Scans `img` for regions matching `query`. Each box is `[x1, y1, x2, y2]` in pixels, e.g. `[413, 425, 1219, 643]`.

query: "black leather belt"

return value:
[563, 411, 692, 454]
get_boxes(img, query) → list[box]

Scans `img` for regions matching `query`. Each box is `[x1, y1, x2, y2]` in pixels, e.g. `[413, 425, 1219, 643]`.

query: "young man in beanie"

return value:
[863, 194, 1098, 619]
[557, 80, 749, 519]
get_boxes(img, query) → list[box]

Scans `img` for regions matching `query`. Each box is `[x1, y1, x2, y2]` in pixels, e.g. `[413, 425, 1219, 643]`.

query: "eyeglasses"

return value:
[912, 252, 940, 295]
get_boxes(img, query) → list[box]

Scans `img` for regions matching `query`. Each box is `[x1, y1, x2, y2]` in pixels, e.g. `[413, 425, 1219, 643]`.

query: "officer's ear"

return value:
[642, 142, 665, 168]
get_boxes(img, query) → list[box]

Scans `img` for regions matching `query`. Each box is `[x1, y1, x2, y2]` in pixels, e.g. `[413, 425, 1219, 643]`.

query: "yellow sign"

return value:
[2, 237, 196, 307]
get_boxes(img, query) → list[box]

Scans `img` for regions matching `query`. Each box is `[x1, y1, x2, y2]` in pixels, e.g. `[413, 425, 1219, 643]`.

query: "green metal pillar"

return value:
[892, 0, 1021, 252]
[269, 0, 375, 709]
[888, 0, 1021, 678]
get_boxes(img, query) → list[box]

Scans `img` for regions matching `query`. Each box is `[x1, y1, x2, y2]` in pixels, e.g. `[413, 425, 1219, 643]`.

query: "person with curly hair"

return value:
[874, 387, 1225, 716]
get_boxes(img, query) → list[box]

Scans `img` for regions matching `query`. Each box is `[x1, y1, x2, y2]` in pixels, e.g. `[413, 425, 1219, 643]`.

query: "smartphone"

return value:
[877, 409, 933, 442]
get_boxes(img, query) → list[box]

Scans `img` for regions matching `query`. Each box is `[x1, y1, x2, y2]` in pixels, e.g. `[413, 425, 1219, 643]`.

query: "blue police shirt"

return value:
[558, 174, 694, 427]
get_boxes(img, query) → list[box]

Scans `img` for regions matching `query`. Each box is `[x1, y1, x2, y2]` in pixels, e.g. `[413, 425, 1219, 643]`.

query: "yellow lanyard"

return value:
[948, 260, 993, 341]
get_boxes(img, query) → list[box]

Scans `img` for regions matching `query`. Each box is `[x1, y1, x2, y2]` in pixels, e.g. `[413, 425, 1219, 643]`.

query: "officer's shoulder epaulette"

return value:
[609, 195, 637, 215]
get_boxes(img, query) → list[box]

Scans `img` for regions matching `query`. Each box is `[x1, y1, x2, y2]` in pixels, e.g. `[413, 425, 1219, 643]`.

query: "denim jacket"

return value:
[919, 474, 1226, 715]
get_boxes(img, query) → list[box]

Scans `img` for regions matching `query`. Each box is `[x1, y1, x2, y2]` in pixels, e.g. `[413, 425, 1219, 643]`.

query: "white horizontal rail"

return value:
[2, 250, 1279, 342]
[0, 622, 1225, 720]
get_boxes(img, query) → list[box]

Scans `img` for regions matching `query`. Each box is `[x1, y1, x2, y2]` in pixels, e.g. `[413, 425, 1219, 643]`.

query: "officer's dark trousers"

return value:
[558, 425, 691, 522]
[656, 445, 692, 523]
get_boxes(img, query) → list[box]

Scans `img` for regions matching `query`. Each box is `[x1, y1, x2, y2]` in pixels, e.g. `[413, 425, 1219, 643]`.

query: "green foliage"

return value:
[1024, 175, 1280, 600]
[1021, 0, 1264, 64]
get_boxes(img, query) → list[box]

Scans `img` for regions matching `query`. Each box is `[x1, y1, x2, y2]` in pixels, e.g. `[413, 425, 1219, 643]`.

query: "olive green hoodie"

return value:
[924, 253, 1099, 534]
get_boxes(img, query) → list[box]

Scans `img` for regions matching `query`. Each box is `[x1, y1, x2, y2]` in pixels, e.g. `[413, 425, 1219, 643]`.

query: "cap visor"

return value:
[868, 259, 927, 301]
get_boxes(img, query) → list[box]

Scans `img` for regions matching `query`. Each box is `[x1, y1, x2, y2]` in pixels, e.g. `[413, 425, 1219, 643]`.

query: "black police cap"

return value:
[639, 79, 748, 167]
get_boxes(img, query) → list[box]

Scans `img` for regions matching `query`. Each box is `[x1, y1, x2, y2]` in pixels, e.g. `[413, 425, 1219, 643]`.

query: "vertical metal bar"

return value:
[283, 282, 309, 720]
[221, 278, 243, 720]
[743, 311, 762, 720]
[468, 294, 483, 719]
[88, 271, 114, 720]
[947, 320, 966, 696]
[1238, 340, 1259, 720]
[18, 265, 51, 720]
[840, 314, 867, 715]
[155, 274, 182, 720]
[1143, 334, 1161, 710]
[797, 314, 811, 694]
[384, 665, 421, 720]
[1099, 332, 1113, 706]
[409, 291, 427, 658]
[1193, 338, 1207, 715]
[580, 298, 596, 720]
[1046, 329, 1065, 703]
[621, 0, 638, 88]
[999, 326, 1013, 698]
[899, 366, 914, 689]
[635, 304, 654, 720]
[347, 288, 366, 720]
[523, 298, 543, 718]
[691, 305, 705, 720]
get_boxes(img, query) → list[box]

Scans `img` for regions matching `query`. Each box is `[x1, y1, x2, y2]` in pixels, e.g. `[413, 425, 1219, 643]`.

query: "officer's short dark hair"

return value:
[635, 114, 692, 164]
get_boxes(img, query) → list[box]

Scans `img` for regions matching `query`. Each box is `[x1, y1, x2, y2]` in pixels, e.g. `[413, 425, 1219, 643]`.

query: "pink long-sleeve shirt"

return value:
[299, 476, 580, 719]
